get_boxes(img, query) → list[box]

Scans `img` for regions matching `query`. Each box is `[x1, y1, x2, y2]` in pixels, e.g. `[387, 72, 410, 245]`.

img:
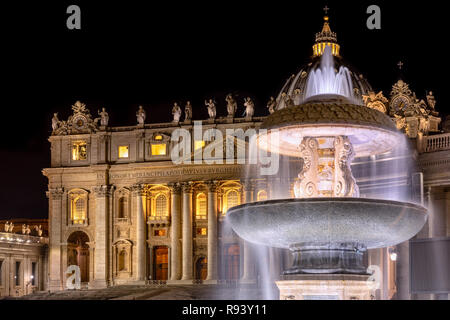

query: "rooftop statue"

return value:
[267, 97, 276, 114]
[426, 91, 436, 110]
[97, 108, 109, 126]
[136, 105, 146, 124]
[225, 94, 237, 118]
[172, 102, 182, 123]
[205, 99, 216, 120]
[243, 97, 255, 118]
[184, 101, 192, 121]
[52, 113, 60, 131]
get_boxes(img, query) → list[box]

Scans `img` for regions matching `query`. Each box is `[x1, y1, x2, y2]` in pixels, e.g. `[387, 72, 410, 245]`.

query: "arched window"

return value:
[118, 197, 127, 219]
[196, 193, 207, 220]
[72, 196, 86, 224]
[223, 189, 240, 214]
[155, 194, 168, 217]
[257, 190, 268, 201]
[118, 250, 127, 271]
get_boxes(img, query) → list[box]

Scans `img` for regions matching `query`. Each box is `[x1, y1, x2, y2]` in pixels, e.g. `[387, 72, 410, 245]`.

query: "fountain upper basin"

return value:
[227, 198, 427, 250]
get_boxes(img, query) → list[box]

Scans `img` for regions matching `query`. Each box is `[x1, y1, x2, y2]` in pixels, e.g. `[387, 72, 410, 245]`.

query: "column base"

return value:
[167, 279, 194, 285]
[90, 280, 109, 289]
[240, 279, 257, 285]
[203, 279, 218, 285]
[48, 280, 63, 292]
[276, 274, 376, 300]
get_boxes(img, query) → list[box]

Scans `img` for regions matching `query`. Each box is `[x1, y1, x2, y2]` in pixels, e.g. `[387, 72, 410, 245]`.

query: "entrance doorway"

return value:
[67, 231, 90, 283]
[196, 257, 208, 280]
[153, 246, 168, 280]
[224, 244, 240, 280]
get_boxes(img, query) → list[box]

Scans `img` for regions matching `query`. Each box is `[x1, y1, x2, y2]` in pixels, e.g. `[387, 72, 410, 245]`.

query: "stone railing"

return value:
[0, 232, 48, 244]
[424, 133, 450, 153]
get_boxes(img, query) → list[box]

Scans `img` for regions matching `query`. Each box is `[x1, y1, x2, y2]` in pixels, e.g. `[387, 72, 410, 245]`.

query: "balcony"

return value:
[423, 133, 450, 153]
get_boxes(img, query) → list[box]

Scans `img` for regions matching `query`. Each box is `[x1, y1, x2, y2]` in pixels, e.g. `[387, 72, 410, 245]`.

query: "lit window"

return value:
[154, 229, 166, 237]
[196, 193, 207, 220]
[151, 144, 167, 156]
[71, 196, 87, 224]
[72, 141, 87, 161]
[257, 190, 268, 201]
[195, 140, 205, 150]
[223, 189, 240, 215]
[150, 194, 168, 219]
[118, 146, 129, 158]
[196, 228, 207, 236]
[154, 135, 163, 141]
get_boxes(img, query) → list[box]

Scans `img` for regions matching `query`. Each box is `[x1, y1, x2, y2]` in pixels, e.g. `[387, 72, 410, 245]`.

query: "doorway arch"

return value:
[224, 244, 240, 280]
[153, 246, 168, 280]
[195, 257, 208, 280]
[67, 231, 90, 283]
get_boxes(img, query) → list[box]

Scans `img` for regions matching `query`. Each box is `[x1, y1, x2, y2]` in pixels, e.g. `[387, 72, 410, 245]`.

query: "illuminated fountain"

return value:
[227, 46, 428, 300]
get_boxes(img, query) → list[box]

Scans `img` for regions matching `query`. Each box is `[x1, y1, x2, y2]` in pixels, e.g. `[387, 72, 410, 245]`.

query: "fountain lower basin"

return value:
[228, 198, 427, 274]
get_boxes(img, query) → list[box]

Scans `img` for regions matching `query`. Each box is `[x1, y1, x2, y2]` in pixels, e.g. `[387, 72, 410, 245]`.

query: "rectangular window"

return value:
[15, 261, 21, 286]
[31, 262, 36, 286]
[154, 229, 166, 237]
[196, 227, 207, 236]
[0, 260, 3, 286]
[195, 140, 205, 150]
[151, 144, 167, 156]
[118, 145, 129, 158]
[72, 141, 87, 161]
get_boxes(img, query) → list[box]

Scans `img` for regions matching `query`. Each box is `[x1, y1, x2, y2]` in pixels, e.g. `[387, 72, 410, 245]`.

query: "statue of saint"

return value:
[52, 113, 60, 131]
[98, 108, 109, 126]
[184, 101, 192, 121]
[4, 221, 10, 232]
[225, 94, 237, 118]
[22, 224, 27, 234]
[136, 105, 146, 124]
[267, 97, 276, 114]
[205, 99, 216, 119]
[426, 91, 436, 110]
[243, 97, 255, 118]
[172, 102, 182, 123]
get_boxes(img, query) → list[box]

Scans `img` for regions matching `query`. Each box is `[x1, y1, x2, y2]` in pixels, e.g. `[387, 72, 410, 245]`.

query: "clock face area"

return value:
[391, 96, 411, 114]
[73, 115, 87, 130]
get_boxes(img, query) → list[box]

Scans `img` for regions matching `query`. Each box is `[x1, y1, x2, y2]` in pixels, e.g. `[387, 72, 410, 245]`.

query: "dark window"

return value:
[31, 262, 37, 286]
[15, 261, 21, 286]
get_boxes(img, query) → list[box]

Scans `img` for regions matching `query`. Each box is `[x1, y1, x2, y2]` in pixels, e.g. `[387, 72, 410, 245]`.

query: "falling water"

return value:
[304, 45, 359, 104]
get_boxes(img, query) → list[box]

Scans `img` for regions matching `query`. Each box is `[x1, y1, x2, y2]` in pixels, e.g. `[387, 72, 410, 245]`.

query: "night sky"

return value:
[1, 0, 447, 219]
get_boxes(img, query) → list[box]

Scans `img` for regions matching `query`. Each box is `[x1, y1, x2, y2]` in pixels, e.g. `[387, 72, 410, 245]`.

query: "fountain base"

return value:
[284, 242, 368, 275]
[276, 274, 376, 300]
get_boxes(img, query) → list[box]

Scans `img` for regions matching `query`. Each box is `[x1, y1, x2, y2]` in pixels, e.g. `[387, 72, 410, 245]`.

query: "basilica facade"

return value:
[43, 16, 449, 299]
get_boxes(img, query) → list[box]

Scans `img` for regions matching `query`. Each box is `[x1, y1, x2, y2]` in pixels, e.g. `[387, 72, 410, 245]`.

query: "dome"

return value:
[275, 56, 373, 110]
[274, 16, 373, 110]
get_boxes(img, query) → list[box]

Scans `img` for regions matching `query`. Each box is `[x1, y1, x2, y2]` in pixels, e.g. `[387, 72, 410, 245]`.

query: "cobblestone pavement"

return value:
[2, 284, 270, 300]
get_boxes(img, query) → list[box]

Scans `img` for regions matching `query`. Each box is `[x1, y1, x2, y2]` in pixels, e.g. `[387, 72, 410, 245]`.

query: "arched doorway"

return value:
[196, 257, 207, 280]
[153, 246, 168, 280]
[224, 244, 240, 280]
[67, 231, 90, 283]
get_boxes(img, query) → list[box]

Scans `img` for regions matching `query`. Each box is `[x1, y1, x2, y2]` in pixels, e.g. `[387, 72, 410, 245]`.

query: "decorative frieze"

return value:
[93, 185, 114, 198]
[49, 188, 64, 200]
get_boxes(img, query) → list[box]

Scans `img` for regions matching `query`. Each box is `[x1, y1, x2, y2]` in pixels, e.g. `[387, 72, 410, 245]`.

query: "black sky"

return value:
[1, 0, 447, 219]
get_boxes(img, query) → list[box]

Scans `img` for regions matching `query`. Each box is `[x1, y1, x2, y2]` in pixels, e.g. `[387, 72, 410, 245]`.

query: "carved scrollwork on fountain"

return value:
[294, 138, 319, 198]
[334, 136, 359, 197]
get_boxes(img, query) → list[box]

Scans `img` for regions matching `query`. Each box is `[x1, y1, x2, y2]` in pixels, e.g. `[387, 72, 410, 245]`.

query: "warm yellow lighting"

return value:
[71, 196, 86, 224]
[150, 193, 169, 220]
[72, 141, 87, 161]
[195, 140, 206, 150]
[118, 146, 129, 158]
[222, 189, 240, 215]
[154, 135, 163, 140]
[257, 190, 268, 201]
[197, 227, 207, 236]
[151, 144, 167, 156]
[196, 193, 207, 220]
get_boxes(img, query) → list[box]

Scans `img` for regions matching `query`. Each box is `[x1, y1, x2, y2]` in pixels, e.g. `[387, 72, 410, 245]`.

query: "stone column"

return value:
[169, 183, 182, 281]
[48, 188, 64, 291]
[181, 182, 193, 281]
[92, 185, 112, 288]
[241, 180, 255, 283]
[205, 181, 219, 283]
[132, 184, 147, 282]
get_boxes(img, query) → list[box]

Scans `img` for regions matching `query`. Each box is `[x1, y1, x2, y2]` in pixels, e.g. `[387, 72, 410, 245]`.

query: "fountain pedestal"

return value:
[276, 274, 376, 300]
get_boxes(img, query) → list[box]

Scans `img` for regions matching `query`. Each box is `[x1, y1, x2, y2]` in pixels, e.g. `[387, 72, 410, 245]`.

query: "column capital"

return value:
[206, 180, 220, 193]
[168, 182, 182, 194]
[49, 187, 64, 200]
[93, 185, 113, 198]
[131, 183, 146, 196]
[181, 181, 194, 193]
